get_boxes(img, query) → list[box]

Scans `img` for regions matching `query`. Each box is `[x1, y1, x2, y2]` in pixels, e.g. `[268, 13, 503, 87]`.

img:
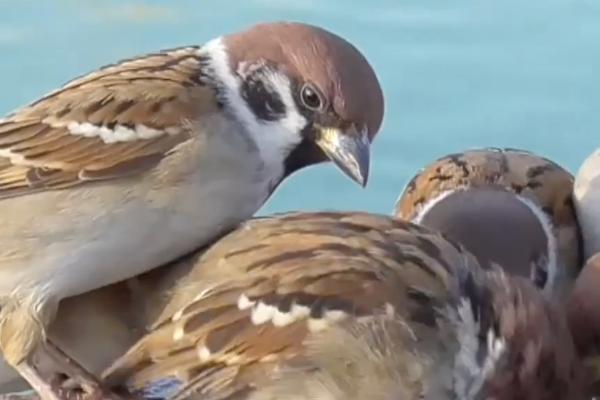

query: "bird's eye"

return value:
[300, 84, 323, 111]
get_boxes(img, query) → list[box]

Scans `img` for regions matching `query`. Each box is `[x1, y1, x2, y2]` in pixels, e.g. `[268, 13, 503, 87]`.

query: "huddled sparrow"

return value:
[395, 147, 581, 299]
[93, 212, 584, 400]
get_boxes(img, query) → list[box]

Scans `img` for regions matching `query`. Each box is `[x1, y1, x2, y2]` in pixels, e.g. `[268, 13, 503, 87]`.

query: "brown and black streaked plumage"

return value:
[0, 21, 384, 399]
[93, 212, 584, 400]
[395, 147, 582, 299]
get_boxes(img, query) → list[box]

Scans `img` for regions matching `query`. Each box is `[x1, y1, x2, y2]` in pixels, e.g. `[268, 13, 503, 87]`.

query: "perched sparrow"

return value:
[97, 212, 584, 400]
[394, 147, 582, 299]
[574, 149, 600, 260]
[0, 21, 384, 397]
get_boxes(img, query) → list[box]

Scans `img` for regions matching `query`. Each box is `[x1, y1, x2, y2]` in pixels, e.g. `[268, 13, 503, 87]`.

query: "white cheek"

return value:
[251, 92, 305, 179]
[200, 40, 306, 181]
[262, 69, 307, 136]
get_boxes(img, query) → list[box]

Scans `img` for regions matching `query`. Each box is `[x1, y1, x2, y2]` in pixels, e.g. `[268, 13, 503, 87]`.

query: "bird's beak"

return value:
[314, 124, 371, 187]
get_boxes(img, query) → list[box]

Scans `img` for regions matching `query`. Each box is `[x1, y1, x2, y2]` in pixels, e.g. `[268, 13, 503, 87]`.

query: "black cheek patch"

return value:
[240, 74, 286, 122]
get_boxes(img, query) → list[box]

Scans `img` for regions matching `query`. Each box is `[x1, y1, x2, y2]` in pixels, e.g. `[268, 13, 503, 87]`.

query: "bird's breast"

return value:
[0, 131, 273, 300]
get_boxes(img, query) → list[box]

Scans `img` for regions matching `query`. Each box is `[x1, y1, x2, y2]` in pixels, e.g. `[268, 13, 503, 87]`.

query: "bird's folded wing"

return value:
[101, 212, 477, 400]
[0, 47, 217, 199]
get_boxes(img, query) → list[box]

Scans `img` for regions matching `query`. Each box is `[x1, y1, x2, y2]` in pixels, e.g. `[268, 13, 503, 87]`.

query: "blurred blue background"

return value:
[0, 0, 598, 214]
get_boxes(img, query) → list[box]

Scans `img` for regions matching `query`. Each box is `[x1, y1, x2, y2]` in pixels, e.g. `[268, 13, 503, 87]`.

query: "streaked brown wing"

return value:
[0, 47, 218, 199]
[102, 212, 478, 400]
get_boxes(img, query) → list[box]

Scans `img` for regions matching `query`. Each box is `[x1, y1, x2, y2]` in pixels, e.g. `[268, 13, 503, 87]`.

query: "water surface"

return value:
[1, 0, 598, 214]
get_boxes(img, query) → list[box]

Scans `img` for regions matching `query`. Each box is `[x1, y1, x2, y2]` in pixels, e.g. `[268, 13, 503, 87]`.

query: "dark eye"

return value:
[300, 84, 323, 111]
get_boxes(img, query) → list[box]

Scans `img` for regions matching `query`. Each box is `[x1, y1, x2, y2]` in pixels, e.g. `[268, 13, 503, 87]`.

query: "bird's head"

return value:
[202, 21, 384, 187]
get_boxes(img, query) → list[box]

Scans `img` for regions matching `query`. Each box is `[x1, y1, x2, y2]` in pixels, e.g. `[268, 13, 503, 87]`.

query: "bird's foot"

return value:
[13, 362, 125, 400]
[14, 362, 64, 400]
[49, 373, 126, 400]
[41, 342, 126, 400]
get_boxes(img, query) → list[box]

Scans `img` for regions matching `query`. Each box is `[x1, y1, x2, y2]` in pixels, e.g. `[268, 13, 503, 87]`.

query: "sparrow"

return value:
[394, 147, 582, 299]
[574, 149, 600, 260]
[0, 21, 384, 398]
[93, 211, 584, 400]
